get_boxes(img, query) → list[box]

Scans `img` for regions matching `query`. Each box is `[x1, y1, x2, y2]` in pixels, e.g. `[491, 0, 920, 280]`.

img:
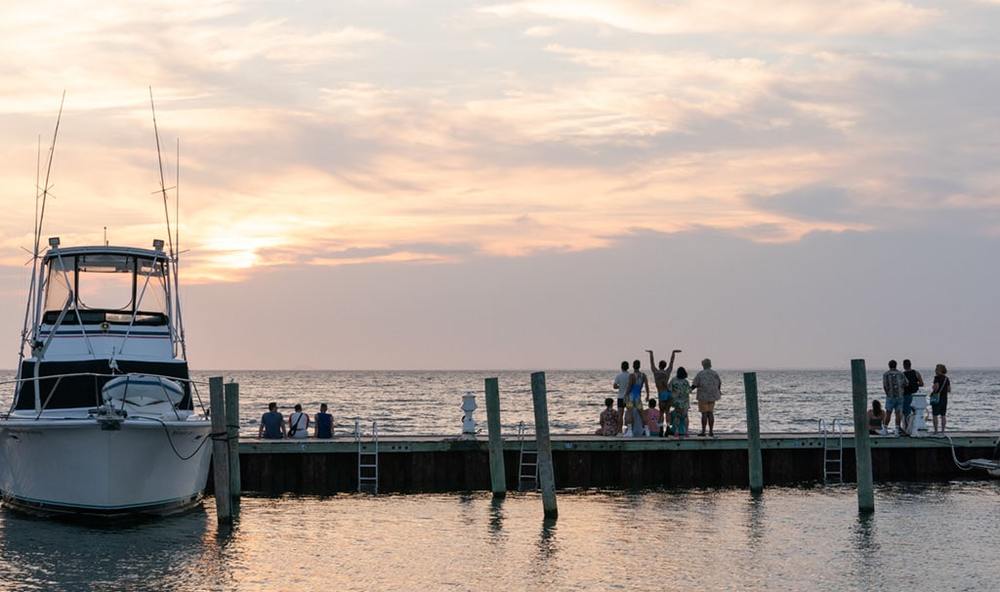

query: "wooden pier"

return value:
[233, 431, 999, 495]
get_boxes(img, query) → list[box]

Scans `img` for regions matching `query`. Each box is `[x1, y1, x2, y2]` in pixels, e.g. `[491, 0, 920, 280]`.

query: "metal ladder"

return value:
[516, 421, 538, 491]
[819, 418, 844, 484]
[355, 418, 379, 494]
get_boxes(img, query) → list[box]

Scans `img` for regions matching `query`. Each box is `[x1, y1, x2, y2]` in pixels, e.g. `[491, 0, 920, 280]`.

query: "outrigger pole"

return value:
[149, 87, 187, 360]
[13, 93, 65, 409]
[174, 138, 187, 360]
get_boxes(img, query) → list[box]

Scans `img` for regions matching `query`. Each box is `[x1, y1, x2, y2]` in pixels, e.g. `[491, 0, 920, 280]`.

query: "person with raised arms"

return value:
[647, 348, 681, 428]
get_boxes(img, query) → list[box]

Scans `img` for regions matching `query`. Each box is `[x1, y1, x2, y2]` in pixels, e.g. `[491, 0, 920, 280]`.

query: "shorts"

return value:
[931, 393, 948, 416]
[658, 390, 672, 402]
[885, 396, 903, 413]
[630, 392, 642, 405]
[698, 401, 715, 413]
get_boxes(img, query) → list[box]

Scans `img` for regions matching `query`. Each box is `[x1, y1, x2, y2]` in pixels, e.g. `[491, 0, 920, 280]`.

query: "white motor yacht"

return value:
[0, 241, 212, 516]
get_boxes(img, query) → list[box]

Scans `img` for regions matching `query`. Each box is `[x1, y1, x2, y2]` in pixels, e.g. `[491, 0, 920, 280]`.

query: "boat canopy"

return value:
[42, 246, 170, 326]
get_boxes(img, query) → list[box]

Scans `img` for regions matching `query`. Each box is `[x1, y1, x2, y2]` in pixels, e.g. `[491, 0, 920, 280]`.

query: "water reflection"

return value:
[744, 494, 766, 549]
[0, 507, 214, 591]
[488, 496, 505, 541]
[1, 485, 998, 591]
[537, 517, 558, 560]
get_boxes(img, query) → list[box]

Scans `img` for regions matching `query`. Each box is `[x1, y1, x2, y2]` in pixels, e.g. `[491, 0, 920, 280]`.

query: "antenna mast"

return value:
[149, 88, 187, 360]
[15, 94, 65, 406]
[26, 92, 65, 344]
[174, 138, 187, 360]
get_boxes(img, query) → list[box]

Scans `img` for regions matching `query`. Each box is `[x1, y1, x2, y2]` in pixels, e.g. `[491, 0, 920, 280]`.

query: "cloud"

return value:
[1, 0, 999, 288]
[482, 0, 937, 36]
[747, 186, 857, 223]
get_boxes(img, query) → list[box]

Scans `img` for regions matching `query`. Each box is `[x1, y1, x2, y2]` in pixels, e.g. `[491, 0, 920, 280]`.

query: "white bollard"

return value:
[910, 393, 929, 436]
[461, 392, 477, 438]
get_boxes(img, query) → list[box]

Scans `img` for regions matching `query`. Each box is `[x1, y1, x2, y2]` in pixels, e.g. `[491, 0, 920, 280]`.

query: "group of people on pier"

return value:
[868, 359, 952, 435]
[258, 402, 335, 439]
[597, 349, 723, 438]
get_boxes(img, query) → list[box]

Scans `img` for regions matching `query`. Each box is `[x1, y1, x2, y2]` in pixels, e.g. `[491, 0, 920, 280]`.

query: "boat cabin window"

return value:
[77, 254, 134, 311]
[42, 253, 169, 325]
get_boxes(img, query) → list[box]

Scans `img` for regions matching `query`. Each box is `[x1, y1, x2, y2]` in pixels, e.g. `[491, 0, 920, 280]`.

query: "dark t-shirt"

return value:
[932, 375, 950, 397]
[315, 412, 333, 438]
[261, 411, 284, 439]
[903, 369, 920, 395]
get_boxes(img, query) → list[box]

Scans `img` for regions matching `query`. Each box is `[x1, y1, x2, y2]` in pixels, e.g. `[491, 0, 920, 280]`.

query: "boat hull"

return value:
[0, 417, 212, 516]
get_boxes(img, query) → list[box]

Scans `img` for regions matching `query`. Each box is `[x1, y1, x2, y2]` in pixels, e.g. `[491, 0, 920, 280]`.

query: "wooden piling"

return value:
[530, 371, 558, 519]
[224, 381, 241, 510]
[743, 372, 764, 494]
[484, 377, 506, 498]
[209, 376, 232, 523]
[850, 359, 875, 513]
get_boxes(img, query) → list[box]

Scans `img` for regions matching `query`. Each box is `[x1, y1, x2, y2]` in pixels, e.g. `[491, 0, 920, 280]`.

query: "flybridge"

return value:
[33, 238, 180, 360]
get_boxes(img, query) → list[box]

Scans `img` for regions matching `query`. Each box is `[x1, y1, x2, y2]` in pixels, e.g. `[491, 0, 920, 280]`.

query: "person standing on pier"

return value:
[315, 403, 333, 439]
[930, 364, 951, 434]
[258, 402, 286, 439]
[288, 403, 310, 439]
[647, 348, 681, 425]
[668, 367, 691, 437]
[626, 360, 650, 436]
[901, 359, 924, 432]
[882, 360, 909, 434]
[692, 358, 722, 437]
[613, 361, 631, 432]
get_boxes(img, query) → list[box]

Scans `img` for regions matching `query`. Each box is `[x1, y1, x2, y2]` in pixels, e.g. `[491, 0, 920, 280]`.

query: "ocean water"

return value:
[182, 369, 1000, 436]
[3, 368, 998, 436]
[1, 483, 998, 591]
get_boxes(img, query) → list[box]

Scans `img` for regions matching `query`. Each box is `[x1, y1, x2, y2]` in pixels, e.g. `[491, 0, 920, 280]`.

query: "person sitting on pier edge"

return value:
[692, 358, 722, 437]
[258, 402, 286, 439]
[288, 403, 310, 439]
[882, 360, 909, 435]
[647, 348, 681, 426]
[596, 398, 618, 436]
[901, 359, 924, 433]
[668, 367, 691, 437]
[613, 361, 631, 432]
[867, 400, 887, 435]
[315, 403, 333, 439]
[626, 359, 650, 437]
[930, 364, 951, 434]
[643, 399, 660, 437]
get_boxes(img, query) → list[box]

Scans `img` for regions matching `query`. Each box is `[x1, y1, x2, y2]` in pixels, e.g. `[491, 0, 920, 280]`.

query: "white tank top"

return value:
[289, 412, 308, 438]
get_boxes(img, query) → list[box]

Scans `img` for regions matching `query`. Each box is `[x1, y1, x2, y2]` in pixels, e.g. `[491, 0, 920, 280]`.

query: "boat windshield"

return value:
[42, 253, 169, 325]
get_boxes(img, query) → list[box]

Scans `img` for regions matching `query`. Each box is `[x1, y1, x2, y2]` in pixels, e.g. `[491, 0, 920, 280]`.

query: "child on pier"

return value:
[643, 399, 660, 436]
[596, 398, 619, 436]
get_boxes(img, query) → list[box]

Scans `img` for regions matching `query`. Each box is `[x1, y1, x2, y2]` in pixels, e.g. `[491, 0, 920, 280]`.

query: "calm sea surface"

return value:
[0, 370, 998, 590]
[3, 368, 996, 435]
[168, 369, 999, 436]
[1, 483, 998, 591]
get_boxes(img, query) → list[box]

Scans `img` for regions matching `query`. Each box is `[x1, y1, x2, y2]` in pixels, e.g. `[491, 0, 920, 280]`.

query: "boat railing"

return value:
[0, 371, 210, 419]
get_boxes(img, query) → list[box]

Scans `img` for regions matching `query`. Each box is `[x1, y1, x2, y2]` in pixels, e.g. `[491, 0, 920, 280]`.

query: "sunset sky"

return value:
[1, 0, 999, 369]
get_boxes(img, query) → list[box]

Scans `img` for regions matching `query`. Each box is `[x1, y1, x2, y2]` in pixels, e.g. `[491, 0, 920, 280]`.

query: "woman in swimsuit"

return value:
[867, 400, 886, 435]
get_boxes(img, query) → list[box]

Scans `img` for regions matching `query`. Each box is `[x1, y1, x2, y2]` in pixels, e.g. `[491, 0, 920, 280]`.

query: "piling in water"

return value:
[484, 377, 506, 498]
[850, 359, 875, 512]
[743, 372, 763, 494]
[530, 371, 558, 519]
[209, 376, 232, 523]
[224, 381, 241, 512]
